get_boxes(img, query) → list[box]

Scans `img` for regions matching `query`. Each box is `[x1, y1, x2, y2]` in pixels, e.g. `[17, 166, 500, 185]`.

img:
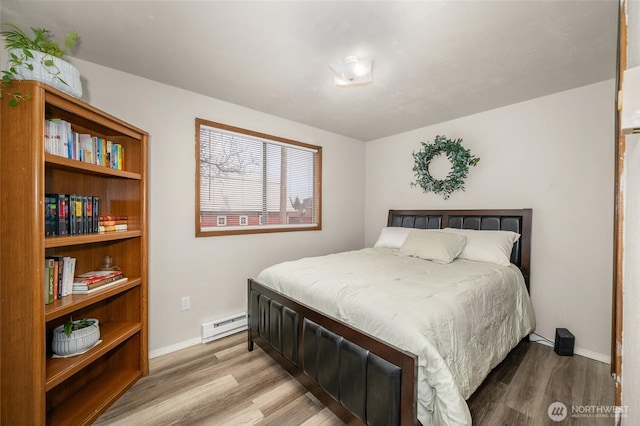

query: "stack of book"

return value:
[45, 193, 100, 236]
[45, 118, 125, 170]
[44, 256, 77, 304]
[72, 270, 128, 295]
[98, 215, 128, 233]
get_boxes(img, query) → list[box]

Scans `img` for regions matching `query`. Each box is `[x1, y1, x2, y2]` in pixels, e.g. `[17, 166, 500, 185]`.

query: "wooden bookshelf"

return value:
[0, 81, 148, 424]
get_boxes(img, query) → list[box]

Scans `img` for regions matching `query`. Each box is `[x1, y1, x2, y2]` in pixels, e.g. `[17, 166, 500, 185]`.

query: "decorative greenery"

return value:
[2, 24, 78, 57]
[410, 135, 480, 199]
[63, 317, 97, 337]
[0, 24, 79, 106]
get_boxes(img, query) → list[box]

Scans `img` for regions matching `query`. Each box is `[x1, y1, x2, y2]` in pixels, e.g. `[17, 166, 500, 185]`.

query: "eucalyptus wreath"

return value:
[410, 135, 480, 199]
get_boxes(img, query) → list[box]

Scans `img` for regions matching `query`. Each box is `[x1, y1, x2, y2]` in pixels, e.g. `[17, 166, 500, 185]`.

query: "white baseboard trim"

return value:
[574, 347, 611, 364]
[529, 333, 611, 364]
[150, 332, 611, 364]
[149, 336, 201, 359]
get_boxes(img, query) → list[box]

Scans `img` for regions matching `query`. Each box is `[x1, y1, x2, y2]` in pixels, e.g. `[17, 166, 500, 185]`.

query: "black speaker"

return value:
[554, 328, 575, 356]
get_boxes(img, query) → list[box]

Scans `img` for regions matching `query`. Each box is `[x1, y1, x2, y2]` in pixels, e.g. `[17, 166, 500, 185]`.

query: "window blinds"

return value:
[198, 123, 319, 232]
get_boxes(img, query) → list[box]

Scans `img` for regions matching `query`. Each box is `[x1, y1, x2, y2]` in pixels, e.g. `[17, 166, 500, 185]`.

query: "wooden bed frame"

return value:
[247, 209, 532, 425]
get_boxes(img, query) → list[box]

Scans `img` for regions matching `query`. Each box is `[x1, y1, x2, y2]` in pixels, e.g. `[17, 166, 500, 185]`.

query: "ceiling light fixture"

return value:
[329, 56, 373, 87]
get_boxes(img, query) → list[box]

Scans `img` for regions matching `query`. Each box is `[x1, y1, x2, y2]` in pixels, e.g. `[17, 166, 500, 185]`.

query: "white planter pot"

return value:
[52, 318, 100, 356]
[9, 48, 82, 98]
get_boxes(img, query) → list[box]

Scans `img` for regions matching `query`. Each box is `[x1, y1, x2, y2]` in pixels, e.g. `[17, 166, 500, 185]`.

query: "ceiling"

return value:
[0, 1, 619, 141]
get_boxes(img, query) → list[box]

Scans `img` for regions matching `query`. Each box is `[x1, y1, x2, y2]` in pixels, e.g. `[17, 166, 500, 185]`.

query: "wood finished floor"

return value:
[95, 332, 614, 425]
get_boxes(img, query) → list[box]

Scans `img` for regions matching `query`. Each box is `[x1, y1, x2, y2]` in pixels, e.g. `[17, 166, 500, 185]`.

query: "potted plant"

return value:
[1, 24, 81, 105]
[52, 317, 100, 356]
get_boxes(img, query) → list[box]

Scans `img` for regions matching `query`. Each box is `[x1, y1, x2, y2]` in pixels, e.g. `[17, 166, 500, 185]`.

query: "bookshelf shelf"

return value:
[46, 320, 142, 390]
[45, 277, 142, 321]
[47, 369, 142, 426]
[45, 153, 142, 180]
[45, 230, 143, 248]
[0, 81, 148, 425]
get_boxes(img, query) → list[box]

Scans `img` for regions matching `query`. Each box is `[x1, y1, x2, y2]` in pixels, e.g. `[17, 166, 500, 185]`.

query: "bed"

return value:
[247, 209, 535, 425]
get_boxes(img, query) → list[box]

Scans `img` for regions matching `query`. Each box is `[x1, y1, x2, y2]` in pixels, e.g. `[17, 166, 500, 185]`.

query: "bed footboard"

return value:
[248, 279, 418, 426]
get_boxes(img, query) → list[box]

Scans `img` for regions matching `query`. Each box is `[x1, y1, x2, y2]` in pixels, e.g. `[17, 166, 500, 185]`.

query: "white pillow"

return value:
[442, 228, 520, 266]
[399, 229, 467, 264]
[374, 227, 411, 249]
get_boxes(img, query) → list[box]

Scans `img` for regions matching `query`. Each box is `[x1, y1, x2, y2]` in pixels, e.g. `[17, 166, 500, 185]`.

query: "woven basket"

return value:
[52, 319, 100, 356]
[9, 49, 82, 98]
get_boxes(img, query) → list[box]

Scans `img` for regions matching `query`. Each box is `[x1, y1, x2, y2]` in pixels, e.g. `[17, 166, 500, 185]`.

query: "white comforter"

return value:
[256, 247, 535, 425]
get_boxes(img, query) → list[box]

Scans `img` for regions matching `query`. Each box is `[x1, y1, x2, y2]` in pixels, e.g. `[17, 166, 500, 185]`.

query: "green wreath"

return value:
[411, 135, 480, 199]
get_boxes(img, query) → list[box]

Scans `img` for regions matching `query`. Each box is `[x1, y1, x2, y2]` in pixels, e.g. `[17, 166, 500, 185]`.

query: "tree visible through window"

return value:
[196, 119, 322, 236]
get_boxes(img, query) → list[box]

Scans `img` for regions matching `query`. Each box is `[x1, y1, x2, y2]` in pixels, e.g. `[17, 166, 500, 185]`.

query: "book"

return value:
[106, 140, 112, 167]
[48, 119, 72, 158]
[59, 257, 73, 297]
[73, 131, 79, 160]
[73, 270, 124, 289]
[53, 257, 60, 299]
[46, 194, 69, 236]
[74, 195, 84, 235]
[94, 137, 102, 166]
[46, 256, 66, 300]
[44, 258, 54, 305]
[44, 119, 61, 156]
[92, 196, 100, 233]
[98, 220, 128, 226]
[68, 194, 75, 234]
[57, 194, 69, 236]
[72, 277, 128, 294]
[50, 256, 73, 297]
[98, 224, 128, 233]
[59, 194, 101, 235]
[111, 143, 124, 170]
[73, 269, 123, 284]
[78, 133, 93, 164]
[43, 121, 125, 168]
[83, 195, 90, 234]
[100, 138, 107, 166]
[99, 215, 128, 222]
[44, 196, 58, 236]
[64, 257, 76, 296]
[98, 215, 127, 233]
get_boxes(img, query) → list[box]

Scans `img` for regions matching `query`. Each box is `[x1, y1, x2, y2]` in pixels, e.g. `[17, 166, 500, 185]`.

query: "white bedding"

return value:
[256, 247, 535, 425]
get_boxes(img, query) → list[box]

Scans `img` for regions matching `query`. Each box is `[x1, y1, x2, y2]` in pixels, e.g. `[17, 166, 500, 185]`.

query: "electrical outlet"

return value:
[181, 296, 190, 311]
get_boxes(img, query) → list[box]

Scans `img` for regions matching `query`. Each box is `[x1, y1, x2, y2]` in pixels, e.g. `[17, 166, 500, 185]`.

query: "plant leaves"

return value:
[411, 135, 480, 199]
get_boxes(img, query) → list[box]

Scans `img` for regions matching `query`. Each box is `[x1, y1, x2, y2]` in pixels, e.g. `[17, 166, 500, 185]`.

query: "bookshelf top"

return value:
[12, 80, 148, 139]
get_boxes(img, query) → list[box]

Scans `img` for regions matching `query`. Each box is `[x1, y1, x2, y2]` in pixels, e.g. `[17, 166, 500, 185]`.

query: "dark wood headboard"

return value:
[387, 209, 532, 291]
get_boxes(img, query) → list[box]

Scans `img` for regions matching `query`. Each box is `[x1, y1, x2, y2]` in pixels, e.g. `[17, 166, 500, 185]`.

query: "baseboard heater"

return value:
[201, 312, 248, 344]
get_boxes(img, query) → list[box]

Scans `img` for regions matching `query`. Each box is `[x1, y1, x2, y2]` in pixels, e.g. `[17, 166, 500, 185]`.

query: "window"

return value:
[196, 119, 322, 236]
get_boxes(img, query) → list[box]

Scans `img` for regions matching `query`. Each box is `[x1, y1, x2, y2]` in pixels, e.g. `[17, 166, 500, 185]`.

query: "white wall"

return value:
[365, 81, 615, 361]
[629, 0, 639, 68]
[69, 58, 365, 353]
